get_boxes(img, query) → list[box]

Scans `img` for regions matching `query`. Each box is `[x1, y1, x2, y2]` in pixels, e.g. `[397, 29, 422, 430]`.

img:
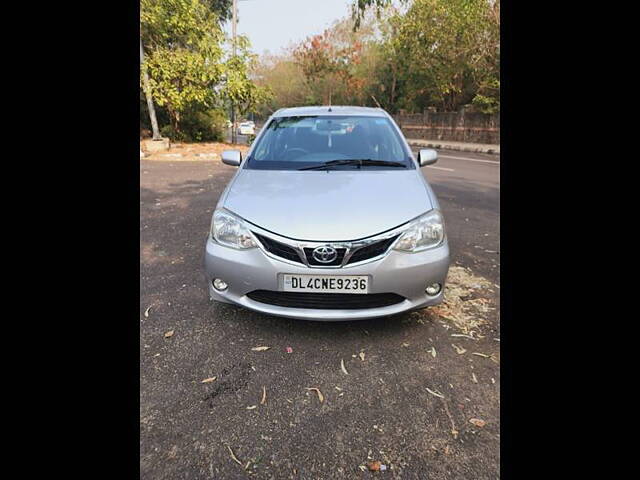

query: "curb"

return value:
[408, 141, 500, 155]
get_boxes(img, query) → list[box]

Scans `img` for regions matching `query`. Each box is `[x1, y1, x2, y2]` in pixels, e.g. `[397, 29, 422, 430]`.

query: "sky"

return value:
[223, 0, 353, 55]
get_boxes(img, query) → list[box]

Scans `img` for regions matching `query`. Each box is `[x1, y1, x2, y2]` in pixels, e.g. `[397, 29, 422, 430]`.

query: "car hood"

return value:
[223, 169, 433, 241]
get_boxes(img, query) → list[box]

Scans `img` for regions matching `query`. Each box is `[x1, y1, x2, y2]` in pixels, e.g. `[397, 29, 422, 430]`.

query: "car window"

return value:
[247, 115, 414, 170]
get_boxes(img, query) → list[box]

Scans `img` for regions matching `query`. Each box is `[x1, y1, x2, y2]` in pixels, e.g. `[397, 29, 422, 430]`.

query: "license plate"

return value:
[282, 274, 369, 293]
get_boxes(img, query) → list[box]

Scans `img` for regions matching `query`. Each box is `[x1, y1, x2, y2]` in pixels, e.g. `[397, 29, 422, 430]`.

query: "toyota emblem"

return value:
[312, 245, 338, 263]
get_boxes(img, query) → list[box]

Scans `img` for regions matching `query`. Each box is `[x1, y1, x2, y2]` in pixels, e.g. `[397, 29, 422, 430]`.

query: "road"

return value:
[411, 148, 500, 285]
[140, 149, 500, 479]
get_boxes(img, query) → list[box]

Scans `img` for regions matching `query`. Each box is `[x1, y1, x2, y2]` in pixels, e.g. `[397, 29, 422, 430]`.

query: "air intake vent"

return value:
[346, 235, 399, 265]
[246, 290, 405, 310]
[253, 233, 303, 264]
[253, 232, 400, 267]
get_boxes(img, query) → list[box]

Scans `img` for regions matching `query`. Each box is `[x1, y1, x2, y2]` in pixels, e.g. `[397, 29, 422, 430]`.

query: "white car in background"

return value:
[238, 121, 256, 136]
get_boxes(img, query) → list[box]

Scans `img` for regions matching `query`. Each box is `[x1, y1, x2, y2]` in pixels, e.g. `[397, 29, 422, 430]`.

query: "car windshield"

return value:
[246, 115, 414, 170]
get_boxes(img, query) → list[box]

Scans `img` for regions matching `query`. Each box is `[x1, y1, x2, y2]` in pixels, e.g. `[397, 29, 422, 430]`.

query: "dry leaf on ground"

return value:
[452, 344, 467, 354]
[164, 330, 174, 338]
[451, 333, 476, 339]
[341, 358, 349, 375]
[251, 346, 270, 351]
[430, 266, 494, 333]
[426, 387, 445, 398]
[441, 398, 459, 439]
[469, 418, 486, 427]
[226, 445, 242, 465]
[201, 377, 216, 384]
[306, 387, 324, 403]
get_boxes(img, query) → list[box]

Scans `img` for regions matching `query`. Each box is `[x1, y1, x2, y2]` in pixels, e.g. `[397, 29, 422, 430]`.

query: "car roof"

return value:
[273, 106, 388, 118]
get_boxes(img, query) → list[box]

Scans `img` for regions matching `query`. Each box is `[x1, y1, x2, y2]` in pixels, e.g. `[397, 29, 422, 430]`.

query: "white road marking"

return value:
[439, 154, 500, 165]
[425, 165, 455, 172]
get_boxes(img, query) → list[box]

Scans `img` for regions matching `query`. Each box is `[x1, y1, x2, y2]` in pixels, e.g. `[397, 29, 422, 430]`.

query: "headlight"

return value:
[393, 210, 445, 252]
[210, 209, 257, 249]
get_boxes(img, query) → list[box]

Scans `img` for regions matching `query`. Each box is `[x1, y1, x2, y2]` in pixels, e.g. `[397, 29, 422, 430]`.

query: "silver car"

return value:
[205, 106, 449, 321]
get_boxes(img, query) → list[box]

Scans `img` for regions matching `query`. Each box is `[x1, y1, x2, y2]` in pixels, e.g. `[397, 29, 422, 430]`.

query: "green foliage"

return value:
[140, 0, 267, 141]
[393, 0, 500, 112]
[145, 47, 223, 117]
[160, 108, 227, 142]
[253, 54, 311, 115]
[207, 0, 233, 23]
[141, 0, 222, 49]
[291, 16, 380, 106]
[223, 36, 273, 116]
[472, 78, 500, 113]
[293, 32, 356, 105]
[141, 0, 225, 132]
[257, 0, 499, 114]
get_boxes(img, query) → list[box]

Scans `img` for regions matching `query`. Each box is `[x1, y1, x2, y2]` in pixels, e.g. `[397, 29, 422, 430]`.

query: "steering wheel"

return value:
[284, 147, 310, 159]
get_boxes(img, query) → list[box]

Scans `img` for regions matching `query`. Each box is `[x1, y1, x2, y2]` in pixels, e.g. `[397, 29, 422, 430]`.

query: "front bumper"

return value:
[204, 235, 450, 321]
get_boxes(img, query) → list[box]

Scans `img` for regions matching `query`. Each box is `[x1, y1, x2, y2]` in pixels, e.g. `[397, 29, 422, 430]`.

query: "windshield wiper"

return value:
[298, 159, 407, 171]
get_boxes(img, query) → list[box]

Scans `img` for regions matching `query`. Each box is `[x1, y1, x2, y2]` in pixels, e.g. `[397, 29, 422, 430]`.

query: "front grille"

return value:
[303, 247, 347, 266]
[253, 232, 400, 267]
[253, 233, 303, 264]
[346, 235, 400, 265]
[246, 290, 405, 310]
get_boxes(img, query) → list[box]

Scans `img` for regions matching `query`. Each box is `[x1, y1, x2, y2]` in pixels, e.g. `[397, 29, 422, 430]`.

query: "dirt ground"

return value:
[141, 141, 251, 161]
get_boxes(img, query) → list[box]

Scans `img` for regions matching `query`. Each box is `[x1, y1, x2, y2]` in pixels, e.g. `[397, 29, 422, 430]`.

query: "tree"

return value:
[207, 0, 233, 23]
[252, 52, 310, 115]
[293, 27, 365, 105]
[254, 0, 499, 115]
[392, 0, 499, 111]
[141, 0, 224, 132]
[140, 0, 269, 140]
[253, 12, 389, 110]
[223, 35, 272, 117]
[144, 46, 224, 132]
[351, 0, 403, 29]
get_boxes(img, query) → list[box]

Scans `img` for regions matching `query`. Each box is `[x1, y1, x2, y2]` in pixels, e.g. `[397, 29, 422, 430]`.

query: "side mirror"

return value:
[418, 148, 438, 166]
[221, 150, 242, 167]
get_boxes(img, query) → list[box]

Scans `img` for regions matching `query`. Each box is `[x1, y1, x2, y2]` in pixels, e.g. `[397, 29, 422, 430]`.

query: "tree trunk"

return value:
[167, 107, 180, 134]
[140, 37, 161, 140]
